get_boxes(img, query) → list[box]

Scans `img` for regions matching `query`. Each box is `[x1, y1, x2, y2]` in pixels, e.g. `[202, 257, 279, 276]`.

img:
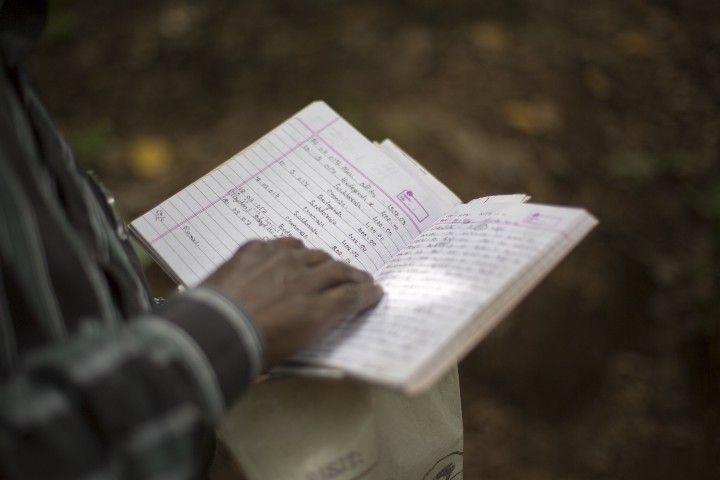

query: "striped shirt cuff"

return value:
[156, 286, 266, 410]
[182, 286, 266, 376]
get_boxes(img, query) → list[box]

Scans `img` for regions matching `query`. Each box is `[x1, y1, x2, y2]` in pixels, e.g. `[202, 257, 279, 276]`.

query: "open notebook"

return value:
[130, 101, 597, 395]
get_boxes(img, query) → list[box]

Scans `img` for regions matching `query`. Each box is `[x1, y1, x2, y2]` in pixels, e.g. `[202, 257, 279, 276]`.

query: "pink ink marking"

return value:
[150, 117, 339, 244]
[397, 189, 429, 222]
[523, 212, 562, 227]
[296, 117, 422, 234]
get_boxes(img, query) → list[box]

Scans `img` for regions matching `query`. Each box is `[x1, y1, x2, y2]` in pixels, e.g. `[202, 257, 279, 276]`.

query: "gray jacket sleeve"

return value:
[0, 286, 265, 480]
[0, 10, 266, 475]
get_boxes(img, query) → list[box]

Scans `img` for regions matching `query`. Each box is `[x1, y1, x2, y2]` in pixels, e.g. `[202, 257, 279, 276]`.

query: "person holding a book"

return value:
[0, 1, 382, 479]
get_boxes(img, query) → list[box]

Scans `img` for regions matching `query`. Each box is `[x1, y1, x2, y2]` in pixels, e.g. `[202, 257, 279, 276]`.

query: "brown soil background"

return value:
[29, 0, 719, 478]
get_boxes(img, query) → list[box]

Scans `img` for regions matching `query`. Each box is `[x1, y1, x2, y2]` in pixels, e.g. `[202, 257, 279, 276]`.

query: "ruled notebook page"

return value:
[129, 102, 458, 286]
[293, 202, 597, 393]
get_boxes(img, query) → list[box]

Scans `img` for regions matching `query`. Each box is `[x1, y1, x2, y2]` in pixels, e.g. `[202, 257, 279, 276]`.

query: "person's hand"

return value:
[204, 237, 382, 367]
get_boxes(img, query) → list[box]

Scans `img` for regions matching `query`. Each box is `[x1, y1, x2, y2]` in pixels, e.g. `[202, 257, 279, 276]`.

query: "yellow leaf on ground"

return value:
[470, 21, 511, 52]
[128, 136, 172, 179]
[616, 31, 657, 58]
[501, 100, 563, 135]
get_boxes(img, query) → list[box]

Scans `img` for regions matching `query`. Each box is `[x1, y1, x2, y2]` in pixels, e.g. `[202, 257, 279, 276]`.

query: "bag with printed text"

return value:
[218, 367, 464, 479]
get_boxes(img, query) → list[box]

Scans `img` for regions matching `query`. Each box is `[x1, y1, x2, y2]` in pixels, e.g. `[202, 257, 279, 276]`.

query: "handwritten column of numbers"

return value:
[144, 116, 420, 284]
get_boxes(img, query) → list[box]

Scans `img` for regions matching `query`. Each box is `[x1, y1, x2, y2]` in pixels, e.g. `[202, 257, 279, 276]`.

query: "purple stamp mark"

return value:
[397, 189, 430, 222]
[524, 212, 562, 227]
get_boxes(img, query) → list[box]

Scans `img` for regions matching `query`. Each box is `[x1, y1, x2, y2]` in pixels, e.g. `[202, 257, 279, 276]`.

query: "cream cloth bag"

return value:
[218, 366, 464, 479]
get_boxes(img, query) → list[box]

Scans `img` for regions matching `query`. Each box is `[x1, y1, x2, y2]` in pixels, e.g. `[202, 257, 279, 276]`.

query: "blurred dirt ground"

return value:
[29, 0, 719, 478]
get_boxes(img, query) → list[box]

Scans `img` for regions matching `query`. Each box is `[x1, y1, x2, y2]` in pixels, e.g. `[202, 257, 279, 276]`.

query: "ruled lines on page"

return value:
[130, 102, 452, 286]
[293, 203, 597, 392]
